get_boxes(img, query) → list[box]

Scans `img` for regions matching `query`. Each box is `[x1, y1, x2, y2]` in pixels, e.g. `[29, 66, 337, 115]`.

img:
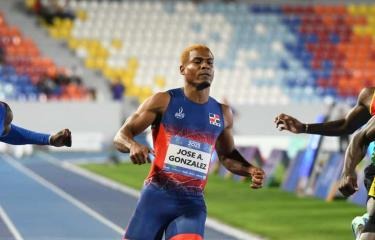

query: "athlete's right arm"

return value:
[113, 92, 170, 164]
[274, 88, 373, 136]
[339, 116, 375, 197]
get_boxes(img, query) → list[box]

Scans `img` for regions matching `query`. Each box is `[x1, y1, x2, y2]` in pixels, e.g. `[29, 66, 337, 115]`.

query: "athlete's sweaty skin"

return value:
[114, 45, 265, 240]
[274, 88, 375, 136]
[340, 116, 375, 240]
[274, 87, 375, 239]
[114, 48, 264, 188]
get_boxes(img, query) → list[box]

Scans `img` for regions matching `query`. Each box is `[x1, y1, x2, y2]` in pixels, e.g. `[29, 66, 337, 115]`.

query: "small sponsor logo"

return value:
[174, 107, 185, 119]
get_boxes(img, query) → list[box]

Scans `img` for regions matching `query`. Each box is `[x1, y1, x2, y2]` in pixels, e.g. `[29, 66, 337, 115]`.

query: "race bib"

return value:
[369, 177, 375, 197]
[164, 136, 212, 180]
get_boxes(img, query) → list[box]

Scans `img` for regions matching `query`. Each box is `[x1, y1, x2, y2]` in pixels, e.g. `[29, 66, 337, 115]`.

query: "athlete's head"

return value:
[179, 44, 214, 91]
[0, 101, 13, 137]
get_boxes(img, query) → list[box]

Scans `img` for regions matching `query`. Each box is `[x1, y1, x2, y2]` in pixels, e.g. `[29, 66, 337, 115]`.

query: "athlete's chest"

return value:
[162, 101, 223, 134]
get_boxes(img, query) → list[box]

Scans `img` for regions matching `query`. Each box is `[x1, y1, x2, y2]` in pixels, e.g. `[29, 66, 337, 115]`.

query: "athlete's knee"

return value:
[363, 215, 375, 233]
[169, 233, 203, 240]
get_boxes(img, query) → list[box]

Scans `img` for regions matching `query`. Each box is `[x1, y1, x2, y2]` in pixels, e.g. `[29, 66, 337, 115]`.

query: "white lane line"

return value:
[38, 152, 140, 198]
[40, 152, 265, 240]
[0, 205, 24, 240]
[2, 154, 124, 235]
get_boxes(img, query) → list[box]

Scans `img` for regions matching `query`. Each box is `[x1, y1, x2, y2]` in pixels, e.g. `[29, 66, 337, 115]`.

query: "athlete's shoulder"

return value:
[359, 87, 375, 96]
[152, 91, 171, 101]
[219, 102, 231, 112]
[139, 91, 171, 113]
[358, 87, 375, 104]
[218, 103, 233, 128]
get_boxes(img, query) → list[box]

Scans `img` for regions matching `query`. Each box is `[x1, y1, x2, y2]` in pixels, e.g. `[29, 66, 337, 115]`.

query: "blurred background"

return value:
[1, 0, 375, 239]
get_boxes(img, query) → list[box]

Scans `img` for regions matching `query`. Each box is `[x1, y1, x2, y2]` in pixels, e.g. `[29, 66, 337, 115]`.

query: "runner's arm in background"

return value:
[0, 101, 71, 147]
[0, 126, 71, 147]
[274, 88, 373, 136]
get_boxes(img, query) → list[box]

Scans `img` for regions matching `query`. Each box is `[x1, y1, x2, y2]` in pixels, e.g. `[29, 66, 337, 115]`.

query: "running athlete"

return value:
[340, 116, 375, 240]
[114, 44, 265, 240]
[274, 87, 375, 240]
[0, 101, 71, 147]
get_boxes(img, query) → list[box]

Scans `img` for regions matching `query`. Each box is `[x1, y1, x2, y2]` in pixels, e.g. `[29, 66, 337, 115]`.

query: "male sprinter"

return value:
[0, 101, 71, 147]
[274, 87, 375, 239]
[339, 116, 375, 240]
[114, 44, 265, 240]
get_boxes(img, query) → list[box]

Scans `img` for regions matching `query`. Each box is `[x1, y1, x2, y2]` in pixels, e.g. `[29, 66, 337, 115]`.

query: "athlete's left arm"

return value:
[0, 124, 71, 147]
[215, 104, 265, 189]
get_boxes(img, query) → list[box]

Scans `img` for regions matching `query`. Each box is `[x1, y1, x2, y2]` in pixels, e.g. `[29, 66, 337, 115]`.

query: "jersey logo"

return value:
[209, 113, 221, 127]
[174, 107, 185, 119]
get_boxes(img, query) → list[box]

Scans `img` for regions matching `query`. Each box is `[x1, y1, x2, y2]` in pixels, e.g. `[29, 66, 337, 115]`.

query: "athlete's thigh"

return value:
[165, 206, 206, 240]
[124, 184, 172, 240]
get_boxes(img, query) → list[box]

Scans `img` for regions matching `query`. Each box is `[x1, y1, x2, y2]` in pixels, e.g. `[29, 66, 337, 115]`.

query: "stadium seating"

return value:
[35, 1, 375, 105]
[0, 11, 88, 101]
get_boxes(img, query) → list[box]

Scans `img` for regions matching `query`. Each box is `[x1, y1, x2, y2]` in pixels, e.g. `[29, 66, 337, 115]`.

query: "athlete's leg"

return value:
[360, 165, 375, 240]
[352, 213, 369, 239]
[123, 184, 173, 240]
[360, 198, 375, 240]
[164, 197, 206, 240]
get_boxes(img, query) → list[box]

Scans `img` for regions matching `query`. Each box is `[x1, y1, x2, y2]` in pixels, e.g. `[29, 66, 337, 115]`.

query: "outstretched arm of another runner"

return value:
[0, 125, 71, 146]
[113, 92, 169, 165]
[215, 104, 265, 189]
[0, 101, 71, 147]
[274, 88, 372, 136]
[339, 117, 375, 197]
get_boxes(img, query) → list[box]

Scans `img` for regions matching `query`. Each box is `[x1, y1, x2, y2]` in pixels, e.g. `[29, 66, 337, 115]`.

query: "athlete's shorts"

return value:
[364, 164, 375, 198]
[123, 182, 206, 240]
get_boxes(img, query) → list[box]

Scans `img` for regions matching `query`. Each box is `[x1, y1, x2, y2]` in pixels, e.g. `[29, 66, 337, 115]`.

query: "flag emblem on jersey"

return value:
[209, 113, 221, 127]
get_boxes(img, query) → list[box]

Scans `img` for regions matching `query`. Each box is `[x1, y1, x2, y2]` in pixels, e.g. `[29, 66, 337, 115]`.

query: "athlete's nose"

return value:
[201, 61, 211, 70]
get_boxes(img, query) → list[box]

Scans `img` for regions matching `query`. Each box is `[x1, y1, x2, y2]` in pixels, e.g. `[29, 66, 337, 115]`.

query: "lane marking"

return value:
[40, 152, 265, 240]
[39, 152, 140, 198]
[0, 205, 24, 240]
[2, 154, 124, 235]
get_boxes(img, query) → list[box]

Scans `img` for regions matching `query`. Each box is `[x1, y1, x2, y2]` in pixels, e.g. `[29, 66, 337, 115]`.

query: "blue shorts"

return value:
[123, 182, 206, 240]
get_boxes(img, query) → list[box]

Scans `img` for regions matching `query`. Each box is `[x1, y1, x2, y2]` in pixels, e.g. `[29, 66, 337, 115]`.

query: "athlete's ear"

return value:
[179, 65, 185, 75]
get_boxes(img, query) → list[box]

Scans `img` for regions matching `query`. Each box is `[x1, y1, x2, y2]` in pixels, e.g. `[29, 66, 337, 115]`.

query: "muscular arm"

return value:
[215, 105, 264, 188]
[215, 106, 251, 176]
[309, 88, 373, 135]
[338, 116, 375, 197]
[343, 117, 375, 176]
[276, 88, 373, 136]
[114, 92, 169, 152]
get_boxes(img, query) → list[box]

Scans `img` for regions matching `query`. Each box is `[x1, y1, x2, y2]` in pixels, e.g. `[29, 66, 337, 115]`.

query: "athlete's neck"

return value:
[183, 86, 210, 104]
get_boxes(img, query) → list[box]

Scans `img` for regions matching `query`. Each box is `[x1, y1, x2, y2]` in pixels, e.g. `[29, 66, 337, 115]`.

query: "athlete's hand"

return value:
[129, 142, 154, 165]
[274, 113, 304, 133]
[50, 129, 72, 147]
[338, 173, 358, 197]
[249, 167, 265, 189]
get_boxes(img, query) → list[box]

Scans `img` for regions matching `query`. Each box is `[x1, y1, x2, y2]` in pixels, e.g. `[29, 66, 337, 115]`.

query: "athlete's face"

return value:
[180, 48, 214, 89]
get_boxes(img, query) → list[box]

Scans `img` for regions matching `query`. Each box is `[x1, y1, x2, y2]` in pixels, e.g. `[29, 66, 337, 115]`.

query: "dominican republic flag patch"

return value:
[209, 113, 221, 127]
